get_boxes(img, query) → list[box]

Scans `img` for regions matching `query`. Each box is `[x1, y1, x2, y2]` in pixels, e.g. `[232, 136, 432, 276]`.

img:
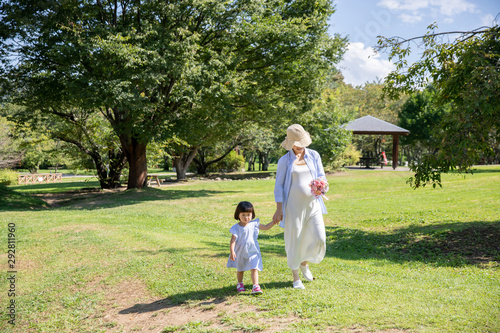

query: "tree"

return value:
[193, 138, 248, 176]
[11, 107, 127, 188]
[299, 87, 353, 169]
[0, 116, 22, 169]
[0, 0, 346, 188]
[378, 23, 500, 187]
[334, 81, 408, 163]
[239, 124, 281, 172]
[397, 86, 449, 165]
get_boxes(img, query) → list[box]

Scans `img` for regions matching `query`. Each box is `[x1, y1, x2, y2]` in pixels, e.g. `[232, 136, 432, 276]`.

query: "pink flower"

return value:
[309, 177, 329, 200]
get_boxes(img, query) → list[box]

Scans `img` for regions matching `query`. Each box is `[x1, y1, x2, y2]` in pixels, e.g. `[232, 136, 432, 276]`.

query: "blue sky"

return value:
[328, 0, 500, 86]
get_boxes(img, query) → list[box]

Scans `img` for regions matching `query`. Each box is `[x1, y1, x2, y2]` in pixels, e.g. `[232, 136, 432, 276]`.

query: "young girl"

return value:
[227, 201, 277, 294]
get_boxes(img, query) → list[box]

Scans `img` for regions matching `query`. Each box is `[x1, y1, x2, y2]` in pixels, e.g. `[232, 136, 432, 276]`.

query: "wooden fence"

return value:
[18, 173, 62, 185]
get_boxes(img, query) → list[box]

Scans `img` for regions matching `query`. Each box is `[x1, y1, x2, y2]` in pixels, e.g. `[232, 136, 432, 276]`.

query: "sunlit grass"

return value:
[0, 166, 499, 332]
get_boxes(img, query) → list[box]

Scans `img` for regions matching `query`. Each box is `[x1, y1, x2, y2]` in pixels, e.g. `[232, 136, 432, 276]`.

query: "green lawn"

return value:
[0, 166, 499, 332]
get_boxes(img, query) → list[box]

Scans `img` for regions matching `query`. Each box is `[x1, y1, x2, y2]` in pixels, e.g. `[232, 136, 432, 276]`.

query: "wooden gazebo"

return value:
[343, 115, 410, 169]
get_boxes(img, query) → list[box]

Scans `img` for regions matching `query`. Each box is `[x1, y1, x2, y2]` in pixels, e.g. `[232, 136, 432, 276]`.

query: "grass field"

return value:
[1, 166, 499, 332]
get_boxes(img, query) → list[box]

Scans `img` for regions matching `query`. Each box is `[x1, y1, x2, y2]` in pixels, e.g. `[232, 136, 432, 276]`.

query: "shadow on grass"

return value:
[1, 185, 241, 211]
[0, 184, 51, 211]
[325, 220, 500, 267]
[118, 281, 292, 314]
[9, 180, 102, 194]
[468, 167, 500, 174]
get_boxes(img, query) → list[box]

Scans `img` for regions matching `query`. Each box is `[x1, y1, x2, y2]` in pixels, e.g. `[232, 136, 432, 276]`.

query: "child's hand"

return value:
[230, 251, 236, 261]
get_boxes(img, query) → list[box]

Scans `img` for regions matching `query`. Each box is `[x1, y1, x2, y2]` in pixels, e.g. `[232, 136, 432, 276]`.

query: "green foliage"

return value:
[398, 86, 448, 148]
[300, 88, 353, 169]
[207, 150, 245, 173]
[240, 123, 282, 172]
[379, 24, 500, 188]
[7, 107, 127, 188]
[332, 144, 361, 169]
[17, 135, 57, 173]
[0, 0, 347, 187]
[398, 86, 450, 165]
[0, 115, 22, 168]
[0, 169, 18, 185]
[336, 81, 408, 124]
[334, 81, 409, 160]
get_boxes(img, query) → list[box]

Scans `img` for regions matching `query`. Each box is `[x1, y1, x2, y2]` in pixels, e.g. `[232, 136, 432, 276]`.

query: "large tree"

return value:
[8, 106, 127, 188]
[299, 86, 353, 168]
[378, 24, 500, 187]
[397, 86, 449, 165]
[0, 0, 346, 188]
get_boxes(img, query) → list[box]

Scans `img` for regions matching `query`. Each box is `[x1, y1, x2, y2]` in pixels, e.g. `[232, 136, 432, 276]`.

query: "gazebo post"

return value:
[392, 134, 399, 169]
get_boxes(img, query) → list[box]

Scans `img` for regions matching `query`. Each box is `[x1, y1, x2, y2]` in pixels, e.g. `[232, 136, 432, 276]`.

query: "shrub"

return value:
[0, 169, 19, 185]
[328, 144, 361, 170]
[208, 151, 245, 173]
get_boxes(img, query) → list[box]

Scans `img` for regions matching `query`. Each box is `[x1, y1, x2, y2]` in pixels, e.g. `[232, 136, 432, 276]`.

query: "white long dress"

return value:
[284, 163, 326, 270]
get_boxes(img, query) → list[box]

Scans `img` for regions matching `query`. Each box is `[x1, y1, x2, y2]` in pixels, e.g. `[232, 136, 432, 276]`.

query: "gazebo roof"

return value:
[343, 115, 410, 135]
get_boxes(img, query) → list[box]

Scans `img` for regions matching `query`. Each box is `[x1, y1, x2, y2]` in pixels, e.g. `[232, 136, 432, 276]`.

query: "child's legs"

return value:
[237, 271, 244, 283]
[250, 269, 259, 285]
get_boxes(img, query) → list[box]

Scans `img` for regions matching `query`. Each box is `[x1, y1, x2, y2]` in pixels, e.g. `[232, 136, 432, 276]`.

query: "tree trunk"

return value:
[108, 149, 127, 188]
[194, 144, 240, 175]
[55, 135, 126, 189]
[261, 152, 269, 171]
[163, 156, 171, 171]
[173, 146, 199, 181]
[89, 148, 126, 189]
[193, 149, 209, 175]
[120, 135, 148, 189]
[392, 134, 399, 170]
[94, 155, 110, 189]
[246, 152, 255, 171]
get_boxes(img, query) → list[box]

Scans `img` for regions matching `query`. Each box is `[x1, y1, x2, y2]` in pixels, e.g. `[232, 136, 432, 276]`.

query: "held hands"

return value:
[272, 209, 283, 225]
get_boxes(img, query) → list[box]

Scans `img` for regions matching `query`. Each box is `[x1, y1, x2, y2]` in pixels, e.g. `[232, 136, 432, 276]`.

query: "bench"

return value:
[146, 174, 162, 187]
[358, 157, 386, 169]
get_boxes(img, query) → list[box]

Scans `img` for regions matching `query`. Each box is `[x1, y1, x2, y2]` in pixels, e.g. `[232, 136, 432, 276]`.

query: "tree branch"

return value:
[379, 28, 491, 48]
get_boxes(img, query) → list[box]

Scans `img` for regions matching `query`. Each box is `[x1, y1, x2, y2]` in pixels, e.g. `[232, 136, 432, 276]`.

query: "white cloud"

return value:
[437, 0, 477, 17]
[481, 14, 495, 26]
[400, 13, 423, 23]
[377, 0, 477, 22]
[378, 0, 429, 12]
[338, 42, 395, 86]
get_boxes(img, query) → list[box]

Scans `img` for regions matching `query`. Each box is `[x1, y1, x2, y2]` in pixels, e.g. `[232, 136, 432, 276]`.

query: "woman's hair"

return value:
[234, 201, 256, 220]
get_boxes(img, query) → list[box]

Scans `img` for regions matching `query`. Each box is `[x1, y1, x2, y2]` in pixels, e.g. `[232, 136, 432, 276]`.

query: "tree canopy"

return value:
[378, 23, 500, 187]
[0, 0, 346, 188]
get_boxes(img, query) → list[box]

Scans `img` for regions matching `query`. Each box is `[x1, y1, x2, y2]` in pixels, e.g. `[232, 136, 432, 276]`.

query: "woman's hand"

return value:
[273, 203, 283, 224]
[230, 251, 236, 261]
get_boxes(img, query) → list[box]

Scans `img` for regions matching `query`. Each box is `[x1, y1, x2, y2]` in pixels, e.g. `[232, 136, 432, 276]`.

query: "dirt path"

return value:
[94, 280, 299, 332]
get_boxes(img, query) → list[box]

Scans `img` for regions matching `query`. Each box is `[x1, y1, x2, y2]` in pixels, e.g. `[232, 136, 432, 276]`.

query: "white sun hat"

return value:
[281, 124, 312, 151]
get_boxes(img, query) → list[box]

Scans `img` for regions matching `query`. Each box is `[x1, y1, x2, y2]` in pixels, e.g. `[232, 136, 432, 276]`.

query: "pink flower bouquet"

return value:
[309, 177, 329, 200]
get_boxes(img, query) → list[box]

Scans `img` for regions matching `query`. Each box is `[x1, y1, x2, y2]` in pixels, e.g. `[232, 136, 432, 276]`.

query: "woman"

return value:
[273, 124, 327, 289]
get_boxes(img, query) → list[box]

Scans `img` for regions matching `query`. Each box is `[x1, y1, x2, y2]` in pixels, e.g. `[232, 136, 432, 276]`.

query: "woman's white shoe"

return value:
[300, 264, 314, 281]
[293, 280, 305, 289]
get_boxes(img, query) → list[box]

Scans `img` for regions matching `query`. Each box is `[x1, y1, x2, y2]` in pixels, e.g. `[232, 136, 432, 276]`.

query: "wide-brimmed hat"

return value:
[281, 124, 312, 150]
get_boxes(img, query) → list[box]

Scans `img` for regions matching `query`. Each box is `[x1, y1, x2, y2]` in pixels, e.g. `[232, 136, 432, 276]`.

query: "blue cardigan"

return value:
[274, 148, 327, 228]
